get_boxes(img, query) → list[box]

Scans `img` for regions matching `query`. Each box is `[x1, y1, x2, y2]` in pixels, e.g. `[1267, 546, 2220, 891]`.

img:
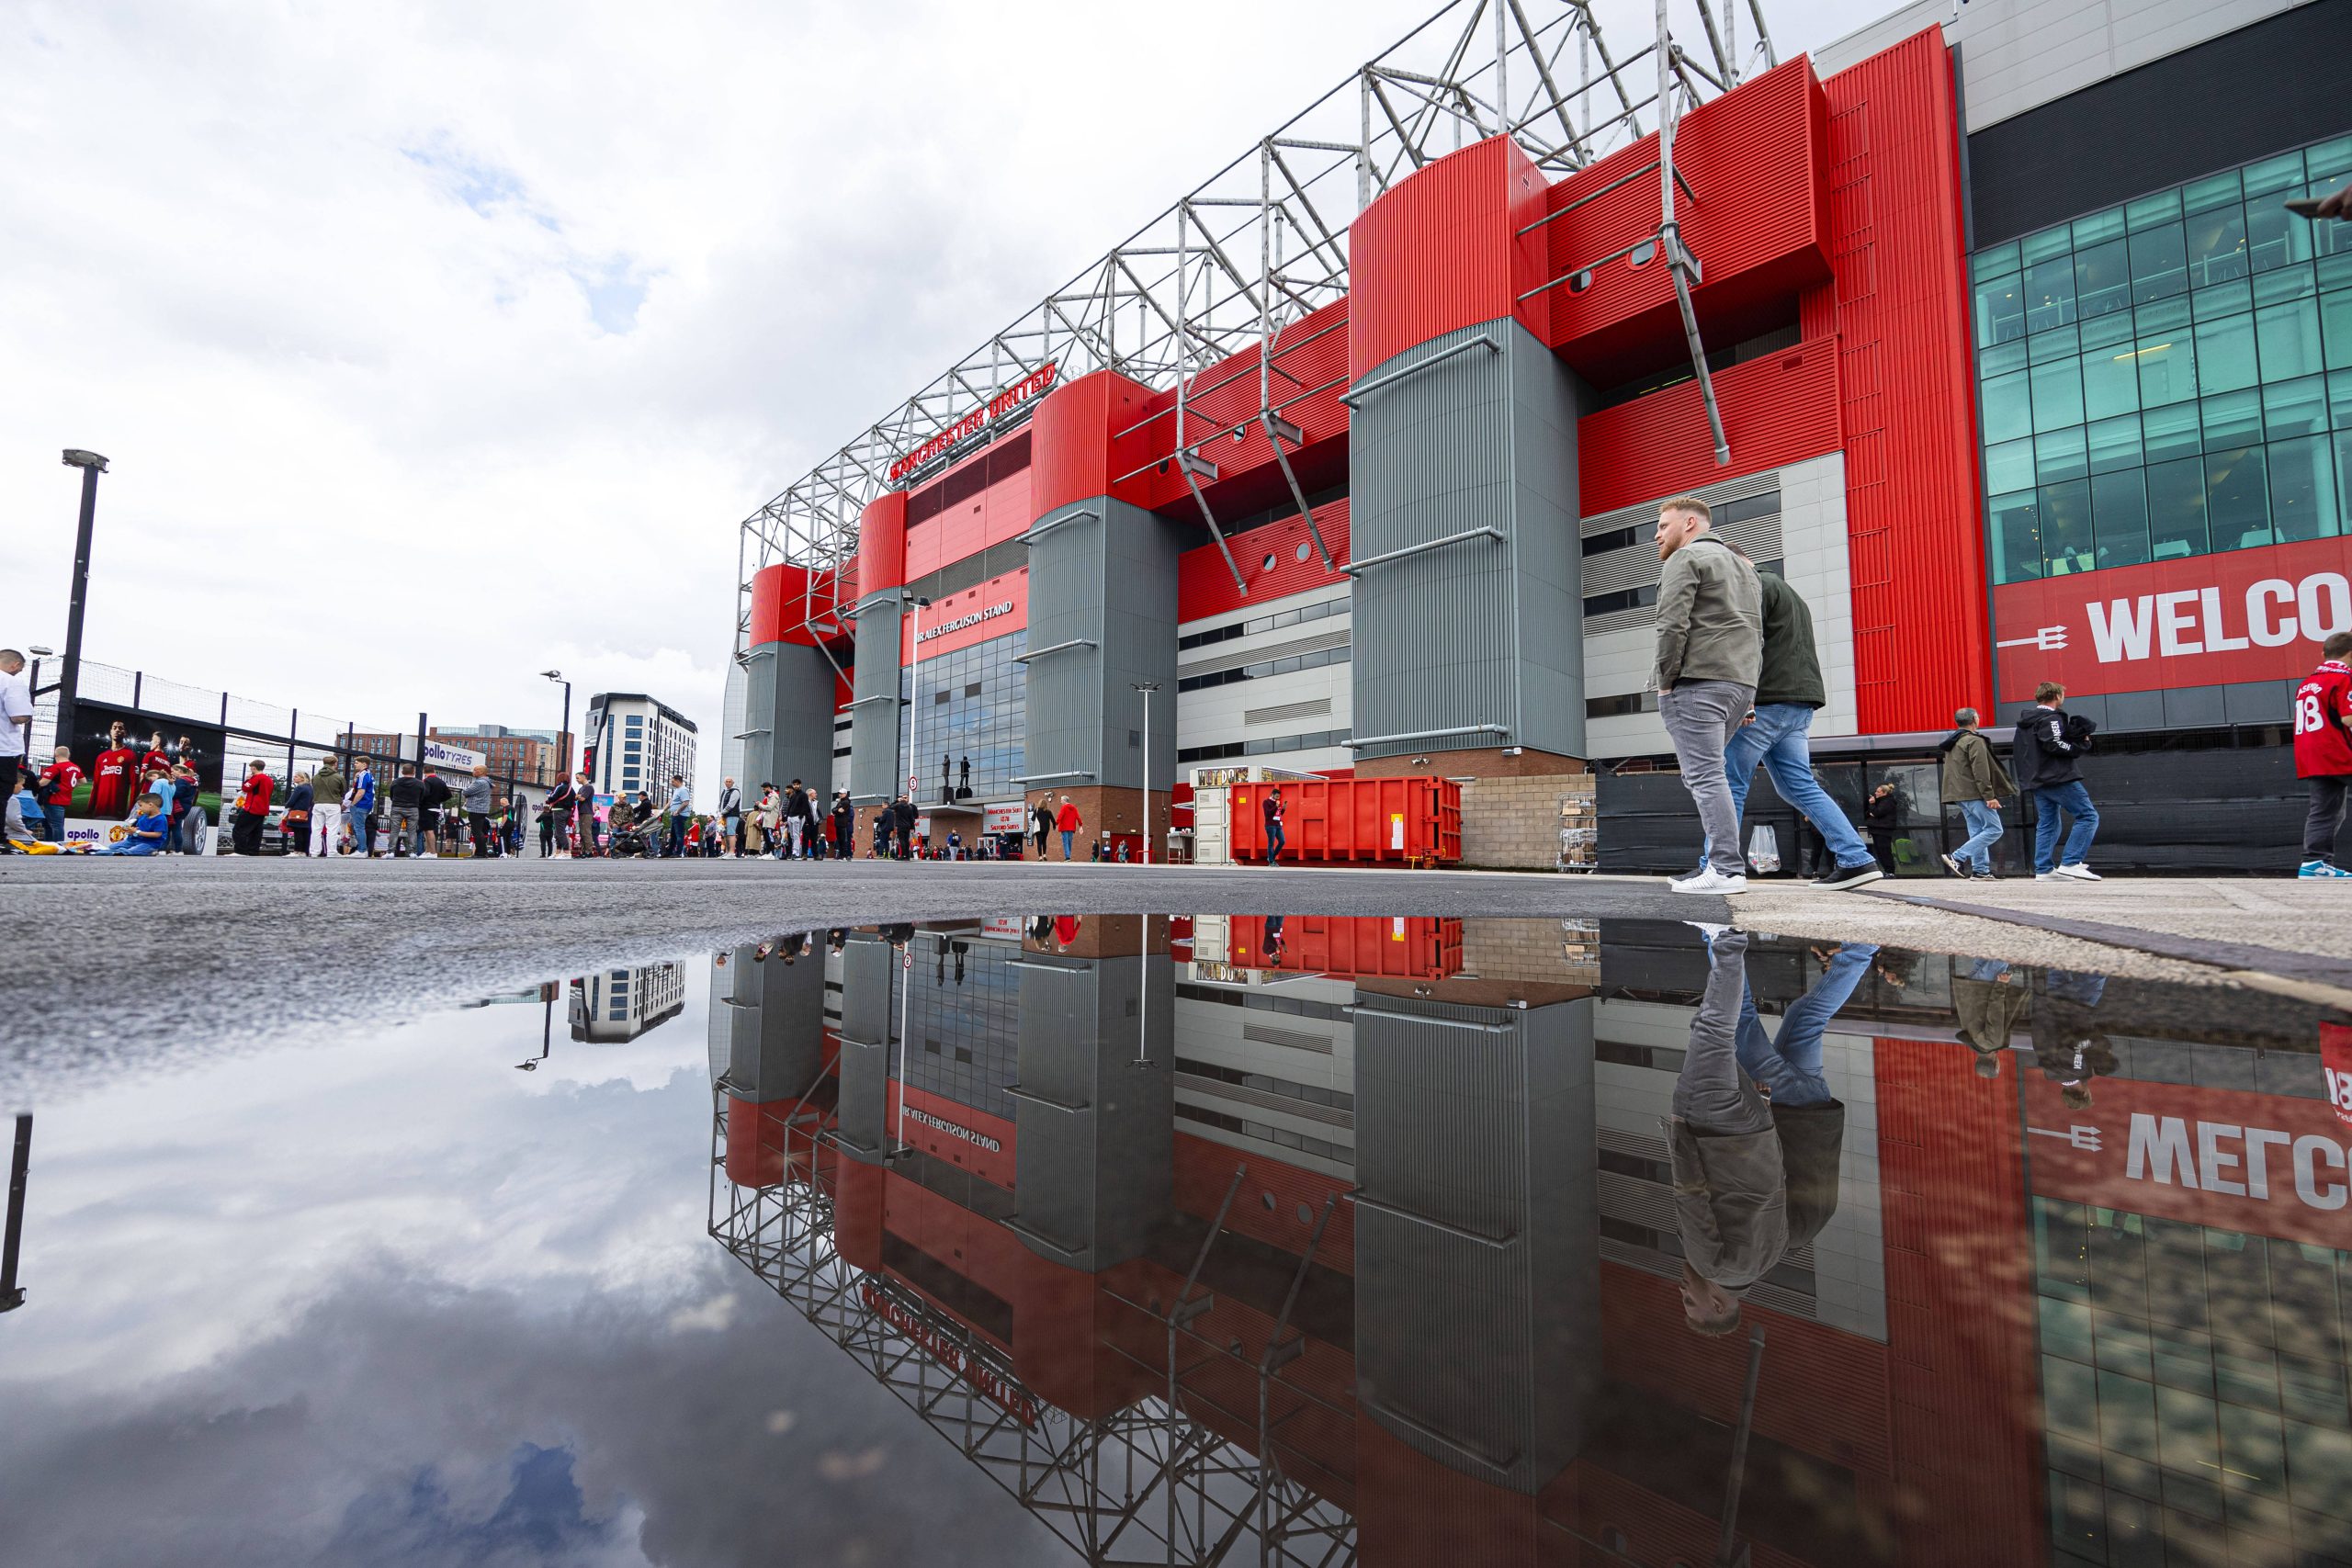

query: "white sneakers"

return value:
[1668, 867, 1749, 896]
[2034, 863, 2100, 882]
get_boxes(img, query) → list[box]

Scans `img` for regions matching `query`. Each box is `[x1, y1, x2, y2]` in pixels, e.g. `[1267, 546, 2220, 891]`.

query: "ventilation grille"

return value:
[1244, 697, 1334, 728]
[1241, 1022, 1335, 1054]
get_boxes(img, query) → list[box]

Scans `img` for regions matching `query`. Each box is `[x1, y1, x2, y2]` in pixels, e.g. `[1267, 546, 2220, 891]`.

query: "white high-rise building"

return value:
[584, 693, 697, 804]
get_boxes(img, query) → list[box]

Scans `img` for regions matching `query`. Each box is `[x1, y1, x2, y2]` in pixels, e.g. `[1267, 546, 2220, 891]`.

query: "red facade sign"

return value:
[1991, 536, 2352, 702]
[887, 362, 1058, 482]
[900, 570, 1028, 665]
[2021, 1072, 2352, 1247]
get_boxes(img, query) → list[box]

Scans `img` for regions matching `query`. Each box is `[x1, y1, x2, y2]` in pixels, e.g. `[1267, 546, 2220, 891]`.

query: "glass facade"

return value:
[1974, 138, 2352, 584]
[901, 630, 1026, 804]
[2033, 1197, 2352, 1563]
[899, 932, 1021, 1122]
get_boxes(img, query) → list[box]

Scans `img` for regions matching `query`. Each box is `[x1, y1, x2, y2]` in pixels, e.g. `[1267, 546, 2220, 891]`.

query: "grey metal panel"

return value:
[725, 942, 830, 1104]
[1023, 496, 1181, 790]
[762, 642, 839, 797]
[740, 648, 777, 787]
[1351, 994, 1596, 1491]
[839, 936, 897, 1051]
[848, 595, 903, 801]
[1507, 317, 1589, 762]
[1012, 956, 1172, 1270]
[1349, 318, 1589, 761]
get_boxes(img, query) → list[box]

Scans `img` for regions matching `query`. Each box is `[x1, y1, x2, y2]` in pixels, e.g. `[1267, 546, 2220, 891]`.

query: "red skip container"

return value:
[1227, 776, 1462, 865]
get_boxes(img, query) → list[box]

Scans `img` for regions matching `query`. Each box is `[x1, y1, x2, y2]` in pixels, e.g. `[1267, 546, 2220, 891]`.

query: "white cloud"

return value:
[0, 0, 1892, 800]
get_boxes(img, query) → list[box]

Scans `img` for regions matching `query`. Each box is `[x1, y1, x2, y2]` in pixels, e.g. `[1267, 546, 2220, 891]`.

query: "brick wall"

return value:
[1458, 772, 1597, 870]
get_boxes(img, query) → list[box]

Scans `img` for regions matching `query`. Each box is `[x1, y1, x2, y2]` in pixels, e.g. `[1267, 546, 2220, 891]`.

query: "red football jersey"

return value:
[89, 747, 140, 817]
[2295, 661, 2352, 777]
[237, 773, 275, 814]
[141, 750, 174, 776]
[38, 761, 84, 807]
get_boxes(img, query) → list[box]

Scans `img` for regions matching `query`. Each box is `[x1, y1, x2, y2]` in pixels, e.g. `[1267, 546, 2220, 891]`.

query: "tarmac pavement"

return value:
[12, 854, 2350, 1103]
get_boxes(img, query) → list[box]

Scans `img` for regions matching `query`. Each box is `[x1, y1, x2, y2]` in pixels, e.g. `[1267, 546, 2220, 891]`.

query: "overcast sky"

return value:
[0, 0, 1891, 799]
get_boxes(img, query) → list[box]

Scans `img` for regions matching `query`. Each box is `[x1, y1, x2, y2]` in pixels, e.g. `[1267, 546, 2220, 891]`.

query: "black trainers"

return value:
[1813, 861, 1884, 890]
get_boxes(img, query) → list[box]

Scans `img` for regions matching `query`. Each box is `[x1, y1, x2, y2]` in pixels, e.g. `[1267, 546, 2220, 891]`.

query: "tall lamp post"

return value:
[1131, 680, 1160, 865]
[541, 670, 571, 783]
[54, 450, 108, 757]
[1, 1113, 30, 1313]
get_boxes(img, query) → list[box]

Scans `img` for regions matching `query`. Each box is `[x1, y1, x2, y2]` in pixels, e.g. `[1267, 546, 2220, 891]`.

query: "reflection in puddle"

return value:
[711, 916, 2352, 1567]
[6, 917, 2351, 1565]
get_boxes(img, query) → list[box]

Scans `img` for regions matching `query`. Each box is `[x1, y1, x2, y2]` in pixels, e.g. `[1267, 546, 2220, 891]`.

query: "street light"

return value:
[1, 1113, 30, 1313]
[541, 670, 571, 781]
[1131, 681, 1160, 865]
[55, 450, 108, 756]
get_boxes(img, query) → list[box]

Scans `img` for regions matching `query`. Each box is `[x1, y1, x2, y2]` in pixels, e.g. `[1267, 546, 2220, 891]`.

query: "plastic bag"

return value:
[1746, 823, 1781, 874]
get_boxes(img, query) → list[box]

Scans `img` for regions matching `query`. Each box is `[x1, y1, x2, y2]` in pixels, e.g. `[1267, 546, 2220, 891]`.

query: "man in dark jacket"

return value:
[1938, 707, 2016, 878]
[2014, 681, 2100, 881]
[387, 763, 425, 857]
[891, 795, 917, 860]
[1710, 570, 1880, 889]
[419, 770, 453, 859]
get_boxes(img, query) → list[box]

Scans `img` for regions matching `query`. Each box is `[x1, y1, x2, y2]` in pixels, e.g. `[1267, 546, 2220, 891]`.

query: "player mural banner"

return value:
[1991, 536, 2352, 702]
[64, 700, 227, 819]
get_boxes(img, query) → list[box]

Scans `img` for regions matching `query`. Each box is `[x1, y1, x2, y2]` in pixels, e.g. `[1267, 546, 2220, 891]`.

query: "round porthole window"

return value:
[1628, 241, 1657, 267]
[1567, 268, 1594, 293]
[1262, 552, 1278, 572]
[1295, 541, 1311, 562]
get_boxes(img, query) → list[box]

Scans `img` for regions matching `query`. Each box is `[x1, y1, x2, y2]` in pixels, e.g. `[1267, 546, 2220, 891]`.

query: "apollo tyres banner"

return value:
[1990, 537, 2352, 703]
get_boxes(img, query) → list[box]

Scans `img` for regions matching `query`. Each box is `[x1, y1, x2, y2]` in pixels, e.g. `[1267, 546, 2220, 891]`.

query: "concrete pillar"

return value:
[719, 939, 831, 1188]
[745, 561, 845, 795]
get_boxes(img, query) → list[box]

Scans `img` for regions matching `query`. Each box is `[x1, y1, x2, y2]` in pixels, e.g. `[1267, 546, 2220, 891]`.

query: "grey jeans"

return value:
[1675, 930, 1772, 1135]
[1661, 678, 1756, 876]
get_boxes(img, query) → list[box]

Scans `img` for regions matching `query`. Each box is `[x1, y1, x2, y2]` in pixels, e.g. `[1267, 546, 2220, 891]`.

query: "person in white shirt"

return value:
[0, 650, 31, 775]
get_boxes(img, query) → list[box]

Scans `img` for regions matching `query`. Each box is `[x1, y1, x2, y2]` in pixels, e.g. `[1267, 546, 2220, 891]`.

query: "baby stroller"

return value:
[605, 811, 662, 858]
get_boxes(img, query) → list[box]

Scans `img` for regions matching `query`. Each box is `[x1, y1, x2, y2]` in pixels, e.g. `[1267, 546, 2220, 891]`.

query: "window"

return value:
[1977, 142, 2352, 583]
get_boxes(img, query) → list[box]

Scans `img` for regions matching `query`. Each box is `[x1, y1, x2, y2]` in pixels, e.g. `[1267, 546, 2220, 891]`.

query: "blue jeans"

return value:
[1736, 942, 1877, 1108]
[1060, 829, 1074, 860]
[668, 813, 688, 855]
[1267, 822, 1285, 863]
[1706, 703, 1871, 870]
[41, 804, 64, 841]
[1957, 798, 2003, 874]
[2030, 782, 2099, 873]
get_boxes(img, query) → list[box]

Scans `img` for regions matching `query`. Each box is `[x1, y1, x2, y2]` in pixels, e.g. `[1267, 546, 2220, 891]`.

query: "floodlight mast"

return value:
[731, 0, 1776, 658]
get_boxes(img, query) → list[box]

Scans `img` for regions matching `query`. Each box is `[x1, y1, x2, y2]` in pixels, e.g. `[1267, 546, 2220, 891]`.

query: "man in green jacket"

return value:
[1937, 706, 2016, 878]
[310, 760, 345, 858]
[1655, 496, 1762, 896]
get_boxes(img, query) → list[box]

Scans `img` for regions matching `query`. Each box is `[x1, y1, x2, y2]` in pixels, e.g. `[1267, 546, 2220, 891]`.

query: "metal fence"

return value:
[24, 657, 572, 823]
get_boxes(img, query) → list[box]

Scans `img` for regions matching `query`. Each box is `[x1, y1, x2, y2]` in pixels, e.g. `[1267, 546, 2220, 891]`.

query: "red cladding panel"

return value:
[1871, 1037, 2042, 1568]
[1031, 369, 1155, 516]
[883, 1082, 1016, 1189]
[831, 1156, 886, 1272]
[1989, 537, 2352, 702]
[1542, 58, 1832, 384]
[1349, 135, 1550, 373]
[1177, 498, 1352, 622]
[1173, 1131, 1356, 1275]
[1224, 916, 1464, 978]
[855, 491, 908, 597]
[1600, 1261, 1893, 1474]
[1119, 300, 1353, 513]
[1577, 337, 1841, 515]
[1822, 32, 1993, 733]
[752, 561, 846, 649]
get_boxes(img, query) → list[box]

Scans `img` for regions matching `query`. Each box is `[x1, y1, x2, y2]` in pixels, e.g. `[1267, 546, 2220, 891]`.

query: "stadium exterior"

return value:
[727, 0, 2352, 872]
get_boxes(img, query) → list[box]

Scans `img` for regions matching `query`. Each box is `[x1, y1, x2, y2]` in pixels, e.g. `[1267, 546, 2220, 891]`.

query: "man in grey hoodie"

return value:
[1653, 496, 1763, 895]
[462, 764, 497, 859]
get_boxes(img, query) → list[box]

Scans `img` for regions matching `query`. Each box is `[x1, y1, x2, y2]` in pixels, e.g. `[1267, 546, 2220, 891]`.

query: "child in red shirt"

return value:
[35, 746, 83, 842]
[2294, 630, 2352, 877]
